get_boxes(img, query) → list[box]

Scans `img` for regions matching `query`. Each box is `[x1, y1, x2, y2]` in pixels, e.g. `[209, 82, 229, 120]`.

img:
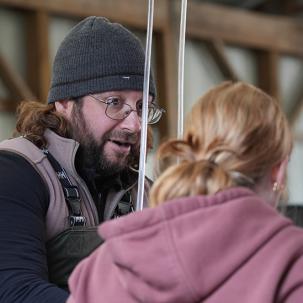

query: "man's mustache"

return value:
[105, 130, 139, 145]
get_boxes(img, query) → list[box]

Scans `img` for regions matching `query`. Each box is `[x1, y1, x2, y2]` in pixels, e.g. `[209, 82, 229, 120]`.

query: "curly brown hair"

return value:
[14, 101, 70, 148]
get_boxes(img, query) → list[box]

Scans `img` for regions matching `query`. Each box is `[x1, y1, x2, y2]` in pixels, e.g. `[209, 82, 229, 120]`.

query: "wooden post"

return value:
[25, 10, 50, 103]
[256, 50, 280, 101]
[154, 0, 178, 139]
[205, 39, 238, 81]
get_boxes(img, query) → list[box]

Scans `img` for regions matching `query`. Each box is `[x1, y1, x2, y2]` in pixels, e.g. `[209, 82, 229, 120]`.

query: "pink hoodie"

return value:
[67, 187, 303, 303]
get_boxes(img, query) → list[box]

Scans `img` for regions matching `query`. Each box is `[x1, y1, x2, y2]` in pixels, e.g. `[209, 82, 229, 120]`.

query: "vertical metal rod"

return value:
[177, 0, 188, 139]
[136, 0, 154, 211]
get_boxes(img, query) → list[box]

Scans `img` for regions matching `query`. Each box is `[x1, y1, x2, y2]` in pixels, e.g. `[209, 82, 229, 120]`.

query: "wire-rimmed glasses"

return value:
[89, 94, 165, 124]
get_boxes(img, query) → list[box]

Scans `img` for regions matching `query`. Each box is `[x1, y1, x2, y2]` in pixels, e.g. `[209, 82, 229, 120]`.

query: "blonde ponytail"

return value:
[150, 81, 292, 207]
[150, 139, 240, 207]
[150, 157, 235, 207]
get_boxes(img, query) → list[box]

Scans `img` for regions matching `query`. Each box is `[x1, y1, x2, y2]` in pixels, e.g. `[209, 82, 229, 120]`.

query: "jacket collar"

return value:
[44, 128, 79, 176]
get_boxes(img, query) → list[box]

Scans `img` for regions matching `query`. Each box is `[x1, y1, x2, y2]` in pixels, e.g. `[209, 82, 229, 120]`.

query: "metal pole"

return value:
[136, 0, 154, 211]
[177, 0, 188, 139]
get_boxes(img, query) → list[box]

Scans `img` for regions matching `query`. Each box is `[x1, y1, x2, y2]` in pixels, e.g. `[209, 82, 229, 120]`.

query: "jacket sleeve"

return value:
[0, 151, 69, 303]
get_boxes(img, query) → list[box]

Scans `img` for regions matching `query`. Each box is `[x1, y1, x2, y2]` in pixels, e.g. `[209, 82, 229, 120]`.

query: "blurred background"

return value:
[1, 0, 303, 208]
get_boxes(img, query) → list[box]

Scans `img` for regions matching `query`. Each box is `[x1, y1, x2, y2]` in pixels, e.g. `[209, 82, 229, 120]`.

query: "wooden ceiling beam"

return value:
[0, 0, 167, 30]
[1, 0, 303, 56]
[183, 2, 303, 57]
[0, 98, 19, 112]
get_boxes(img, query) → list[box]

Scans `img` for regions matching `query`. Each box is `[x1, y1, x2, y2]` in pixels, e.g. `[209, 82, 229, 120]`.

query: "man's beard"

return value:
[69, 103, 140, 179]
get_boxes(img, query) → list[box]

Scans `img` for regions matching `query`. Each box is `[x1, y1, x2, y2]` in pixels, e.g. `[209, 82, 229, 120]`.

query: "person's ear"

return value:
[54, 100, 74, 118]
[271, 156, 289, 190]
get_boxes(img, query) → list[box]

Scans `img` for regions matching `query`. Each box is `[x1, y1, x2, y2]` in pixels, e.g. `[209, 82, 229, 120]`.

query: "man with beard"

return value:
[0, 16, 164, 303]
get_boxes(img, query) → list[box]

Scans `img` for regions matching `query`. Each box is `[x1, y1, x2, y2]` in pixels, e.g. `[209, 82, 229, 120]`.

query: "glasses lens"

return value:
[147, 104, 165, 124]
[106, 97, 129, 120]
[135, 101, 160, 124]
[104, 97, 164, 124]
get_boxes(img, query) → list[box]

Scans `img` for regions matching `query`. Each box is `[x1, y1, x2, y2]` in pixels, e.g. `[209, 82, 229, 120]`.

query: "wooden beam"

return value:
[256, 50, 280, 100]
[205, 39, 239, 81]
[154, 0, 178, 139]
[2, 0, 303, 56]
[0, 98, 19, 112]
[184, 2, 303, 57]
[0, 52, 35, 101]
[25, 11, 50, 103]
[0, 0, 167, 30]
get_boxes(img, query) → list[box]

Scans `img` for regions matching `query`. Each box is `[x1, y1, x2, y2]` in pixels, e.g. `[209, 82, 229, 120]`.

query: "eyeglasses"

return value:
[89, 94, 165, 125]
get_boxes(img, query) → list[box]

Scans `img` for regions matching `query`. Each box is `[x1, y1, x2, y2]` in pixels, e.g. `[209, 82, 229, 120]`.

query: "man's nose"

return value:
[119, 110, 141, 132]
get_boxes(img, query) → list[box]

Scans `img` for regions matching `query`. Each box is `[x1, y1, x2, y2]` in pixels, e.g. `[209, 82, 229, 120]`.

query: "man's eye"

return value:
[136, 101, 143, 112]
[107, 97, 122, 107]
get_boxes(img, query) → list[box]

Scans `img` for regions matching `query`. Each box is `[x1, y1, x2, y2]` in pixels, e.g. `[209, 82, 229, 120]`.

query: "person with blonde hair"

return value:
[67, 82, 303, 303]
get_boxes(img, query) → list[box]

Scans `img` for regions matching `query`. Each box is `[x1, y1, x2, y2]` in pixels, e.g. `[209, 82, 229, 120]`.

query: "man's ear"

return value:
[54, 100, 74, 118]
[271, 156, 289, 186]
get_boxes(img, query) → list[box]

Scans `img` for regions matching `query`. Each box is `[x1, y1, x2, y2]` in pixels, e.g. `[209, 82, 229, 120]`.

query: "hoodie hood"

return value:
[94, 187, 292, 302]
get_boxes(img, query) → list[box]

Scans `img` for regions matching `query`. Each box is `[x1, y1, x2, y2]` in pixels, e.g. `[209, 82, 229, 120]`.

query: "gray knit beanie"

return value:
[47, 16, 156, 103]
